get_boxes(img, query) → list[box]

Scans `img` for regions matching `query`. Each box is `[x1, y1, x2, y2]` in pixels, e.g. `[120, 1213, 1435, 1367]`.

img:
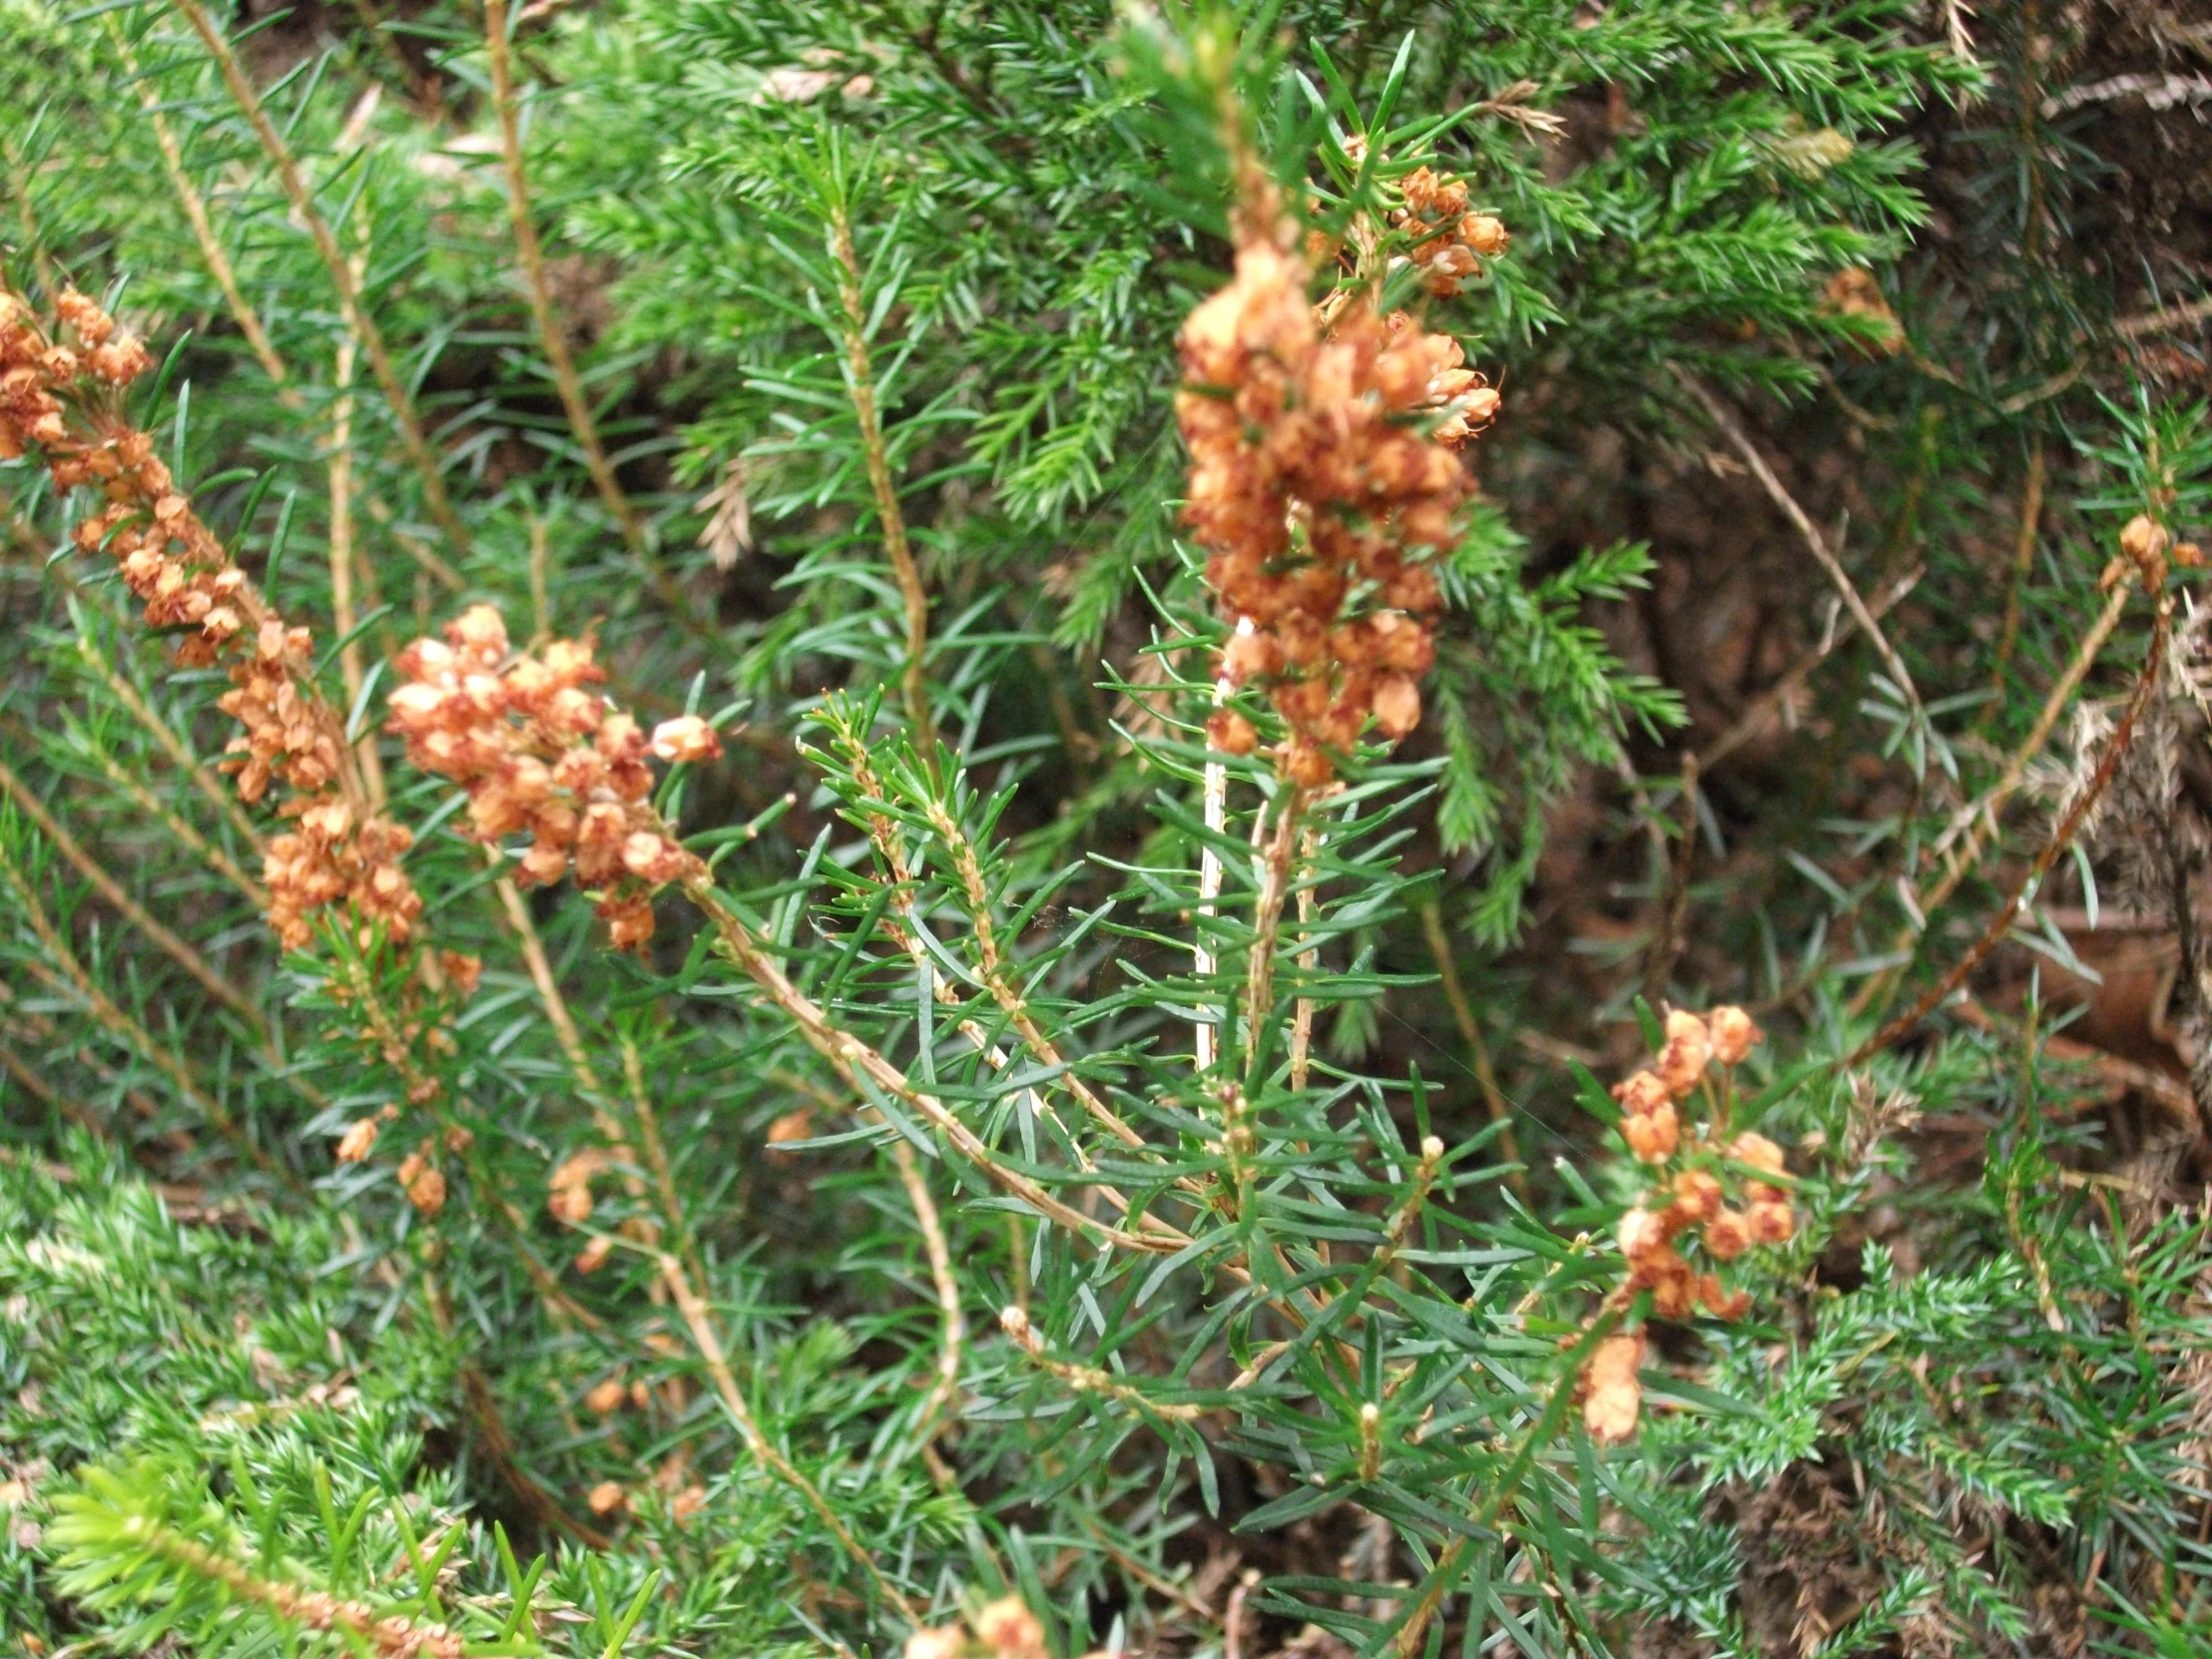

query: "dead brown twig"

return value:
[1846, 586, 2172, 1068]
[1675, 368, 1928, 737]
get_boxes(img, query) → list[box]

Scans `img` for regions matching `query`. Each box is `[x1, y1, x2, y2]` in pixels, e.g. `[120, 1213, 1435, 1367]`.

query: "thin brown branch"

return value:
[2116, 294, 2212, 339]
[1290, 824, 1321, 1091]
[1239, 786, 1308, 1087]
[327, 316, 389, 808]
[83, 740, 268, 906]
[1847, 589, 2172, 1068]
[684, 876, 1180, 1256]
[170, 0, 472, 557]
[659, 1252, 919, 1617]
[75, 629, 266, 851]
[111, 18, 294, 397]
[887, 1138, 965, 1463]
[829, 203, 934, 751]
[0, 837, 296, 1190]
[1697, 570, 1922, 771]
[1416, 898, 1526, 1199]
[0, 755, 258, 1025]
[926, 800, 1150, 1152]
[998, 1305, 1207, 1421]
[481, 0, 698, 631]
[1675, 369, 1926, 733]
[1850, 578, 2131, 1021]
[1989, 437, 2046, 698]
[343, 0, 445, 116]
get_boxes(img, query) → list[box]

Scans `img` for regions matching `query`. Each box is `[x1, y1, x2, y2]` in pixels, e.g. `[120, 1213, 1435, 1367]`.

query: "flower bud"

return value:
[904, 1628, 966, 1659]
[649, 715, 722, 764]
[1612, 1070, 1670, 1116]
[1708, 1005, 1763, 1065]
[1728, 1132, 1785, 1176]
[1655, 1009, 1712, 1095]
[2119, 514, 2169, 569]
[1622, 1101, 1679, 1164]
[1458, 215, 1510, 257]
[973, 1597, 1046, 1659]
[1207, 709, 1259, 755]
[1703, 1209, 1752, 1261]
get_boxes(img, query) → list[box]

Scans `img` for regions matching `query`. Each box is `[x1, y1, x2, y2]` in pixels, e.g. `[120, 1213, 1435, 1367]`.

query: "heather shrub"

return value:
[2, 3, 2210, 1656]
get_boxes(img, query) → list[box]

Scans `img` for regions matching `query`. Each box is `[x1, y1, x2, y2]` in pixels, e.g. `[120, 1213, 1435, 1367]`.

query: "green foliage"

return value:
[2, 1, 2209, 1656]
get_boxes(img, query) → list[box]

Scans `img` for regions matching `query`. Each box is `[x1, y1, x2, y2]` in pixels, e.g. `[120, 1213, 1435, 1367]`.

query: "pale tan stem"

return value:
[141, 1524, 461, 1658]
[360, 494, 465, 593]
[111, 18, 294, 396]
[1197, 699, 1228, 1071]
[1676, 369, 1924, 732]
[482, 0, 658, 578]
[620, 1033, 701, 1277]
[1239, 786, 1307, 1080]
[170, 0, 471, 556]
[660, 1252, 919, 1617]
[1416, 898, 1527, 1199]
[927, 801, 1151, 1151]
[77, 631, 265, 850]
[888, 1138, 966, 1456]
[1848, 578, 2130, 1019]
[999, 1305, 1206, 1420]
[1290, 826, 1320, 1091]
[0, 839, 294, 1188]
[85, 742, 267, 905]
[343, 0, 443, 115]
[685, 877, 1178, 1255]
[1695, 569, 1921, 772]
[1989, 436, 2045, 698]
[0, 754, 257, 1024]
[829, 204, 934, 749]
[2116, 294, 2212, 339]
[327, 319, 388, 808]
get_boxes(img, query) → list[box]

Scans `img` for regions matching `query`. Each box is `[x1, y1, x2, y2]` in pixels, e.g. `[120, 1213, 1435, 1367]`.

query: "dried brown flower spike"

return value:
[1582, 1004, 1792, 1441]
[4, 281, 420, 952]
[386, 604, 721, 948]
[1177, 172, 1499, 786]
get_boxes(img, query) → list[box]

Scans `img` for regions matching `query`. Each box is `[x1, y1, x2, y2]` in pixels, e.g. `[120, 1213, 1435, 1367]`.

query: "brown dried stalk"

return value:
[480, 0, 700, 627]
[135, 1521, 462, 1658]
[1695, 568, 1921, 771]
[74, 628, 265, 851]
[109, 17, 294, 397]
[658, 1251, 920, 1618]
[1676, 369, 1926, 734]
[684, 874, 1179, 1256]
[999, 1305, 1207, 1421]
[925, 799, 1151, 1152]
[1416, 898, 1526, 1198]
[1849, 576, 2133, 1022]
[1989, 436, 2045, 697]
[829, 202, 934, 751]
[81, 736, 268, 906]
[0, 834, 296, 1190]
[1847, 586, 2173, 1068]
[327, 317, 389, 807]
[169, 0, 472, 557]
[0, 753, 255, 1023]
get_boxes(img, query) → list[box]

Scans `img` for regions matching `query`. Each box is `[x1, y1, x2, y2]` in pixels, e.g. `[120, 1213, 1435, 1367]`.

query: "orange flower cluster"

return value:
[3, 284, 419, 951]
[904, 1597, 1049, 1659]
[1178, 202, 1499, 786]
[386, 604, 721, 949]
[1390, 165, 1510, 297]
[1580, 1006, 1796, 1443]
